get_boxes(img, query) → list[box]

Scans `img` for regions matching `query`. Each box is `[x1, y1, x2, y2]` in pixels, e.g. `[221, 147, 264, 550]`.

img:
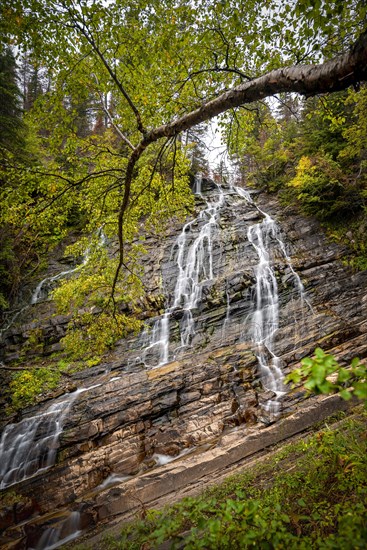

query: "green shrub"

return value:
[286, 348, 367, 404]
[288, 154, 362, 221]
[9, 367, 61, 409]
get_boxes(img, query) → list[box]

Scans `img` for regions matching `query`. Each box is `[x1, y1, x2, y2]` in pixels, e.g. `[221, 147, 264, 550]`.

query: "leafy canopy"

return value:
[1, 0, 367, 359]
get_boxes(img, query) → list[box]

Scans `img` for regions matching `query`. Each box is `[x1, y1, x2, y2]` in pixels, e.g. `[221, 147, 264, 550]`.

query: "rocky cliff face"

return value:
[1, 182, 366, 549]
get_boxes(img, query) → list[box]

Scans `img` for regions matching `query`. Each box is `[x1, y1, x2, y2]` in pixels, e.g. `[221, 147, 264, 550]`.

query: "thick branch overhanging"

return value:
[112, 30, 367, 298]
[147, 29, 367, 142]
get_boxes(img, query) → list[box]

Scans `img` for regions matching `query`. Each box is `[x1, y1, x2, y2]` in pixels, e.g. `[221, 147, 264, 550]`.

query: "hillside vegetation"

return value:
[225, 87, 367, 271]
[75, 408, 367, 549]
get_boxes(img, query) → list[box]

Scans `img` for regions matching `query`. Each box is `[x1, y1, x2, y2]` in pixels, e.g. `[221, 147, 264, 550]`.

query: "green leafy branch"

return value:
[286, 348, 367, 404]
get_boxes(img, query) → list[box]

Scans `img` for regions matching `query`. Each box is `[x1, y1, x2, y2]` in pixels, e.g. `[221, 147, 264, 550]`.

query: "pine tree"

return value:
[0, 47, 25, 159]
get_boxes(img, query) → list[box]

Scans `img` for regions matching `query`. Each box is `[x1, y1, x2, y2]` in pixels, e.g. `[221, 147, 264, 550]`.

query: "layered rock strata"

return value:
[0, 184, 366, 548]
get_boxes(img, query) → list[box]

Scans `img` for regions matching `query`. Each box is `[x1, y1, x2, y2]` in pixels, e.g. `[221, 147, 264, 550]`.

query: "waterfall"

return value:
[173, 187, 224, 347]
[31, 267, 81, 304]
[0, 384, 101, 489]
[233, 186, 309, 416]
[31, 226, 107, 305]
[142, 185, 224, 367]
[141, 182, 308, 396]
[0, 391, 80, 489]
[194, 173, 202, 195]
[247, 214, 285, 414]
[142, 312, 171, 367]
[32, 511, 82, 550]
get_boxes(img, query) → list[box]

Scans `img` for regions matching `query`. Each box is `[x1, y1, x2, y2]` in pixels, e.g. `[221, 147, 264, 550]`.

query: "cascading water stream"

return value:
[194, 173, 202, 195]
[142, 185, 224, 367]
[31, 511, 82, 550]
[0, 384, 101, 489]
[247, 214, 285, 414]
[173, 187, 224, 347]
[31, 267, 82, 305]
[0, 393, 79, 489]
[141, 182, 308, 391]
[31, 227, 107, 305]
[233, 185, 309, 415]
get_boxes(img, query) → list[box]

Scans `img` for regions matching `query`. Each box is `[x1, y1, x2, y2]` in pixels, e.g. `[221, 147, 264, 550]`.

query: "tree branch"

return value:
[111, 30, 367, 300]
[63, 3, 146, 135]
[111, 140, 149, 298]
[147, 30, 367, 142]
[92, 74, 136, 151]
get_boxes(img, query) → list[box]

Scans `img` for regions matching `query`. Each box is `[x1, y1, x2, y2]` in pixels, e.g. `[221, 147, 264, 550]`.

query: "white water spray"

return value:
[143, 186, 225, 367]
[0, 384, 101, 489]
[233, 186, 309, 416]
[32, 511, 82, 550]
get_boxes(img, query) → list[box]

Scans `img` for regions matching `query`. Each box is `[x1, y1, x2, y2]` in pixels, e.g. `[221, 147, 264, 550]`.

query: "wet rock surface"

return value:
[0, 185, 366, 548]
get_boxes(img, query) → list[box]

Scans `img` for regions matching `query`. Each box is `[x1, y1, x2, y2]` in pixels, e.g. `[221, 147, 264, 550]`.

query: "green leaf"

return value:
[285, 369, 302, 384]
[304, 379, 316, 391]
[315, 348, 326, 359]
[353, 383, 367, 401]
[311, 362, 326, 385]
[337, 368, 351, 383]
[339, 389, 352, 401]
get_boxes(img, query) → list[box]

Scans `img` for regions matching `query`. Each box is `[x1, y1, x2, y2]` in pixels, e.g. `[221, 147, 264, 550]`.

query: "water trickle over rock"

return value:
[0, 181, 366, 548]
[142, 184, 225, 367]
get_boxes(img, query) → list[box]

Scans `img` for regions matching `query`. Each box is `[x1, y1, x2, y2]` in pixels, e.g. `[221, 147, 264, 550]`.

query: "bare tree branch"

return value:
[111, 141, 149, 297]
